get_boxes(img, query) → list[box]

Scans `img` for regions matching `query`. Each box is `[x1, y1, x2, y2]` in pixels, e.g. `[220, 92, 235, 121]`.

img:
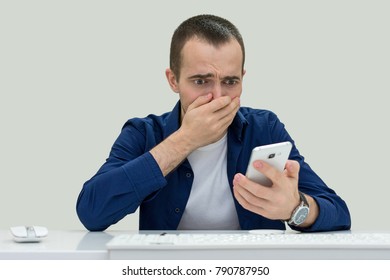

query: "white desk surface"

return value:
[2, 230, 390, 260]
[0, 230, 117, 260]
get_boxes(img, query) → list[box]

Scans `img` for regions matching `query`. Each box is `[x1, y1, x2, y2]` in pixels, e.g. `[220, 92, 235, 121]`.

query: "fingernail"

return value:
[254, 161, 263, 168]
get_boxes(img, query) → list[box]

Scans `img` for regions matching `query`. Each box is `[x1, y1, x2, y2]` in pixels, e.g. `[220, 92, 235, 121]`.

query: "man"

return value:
[76, 14, 351, 232]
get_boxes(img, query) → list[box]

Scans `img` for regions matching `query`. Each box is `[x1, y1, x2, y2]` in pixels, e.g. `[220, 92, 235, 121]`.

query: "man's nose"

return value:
[211, 84, 223, 99]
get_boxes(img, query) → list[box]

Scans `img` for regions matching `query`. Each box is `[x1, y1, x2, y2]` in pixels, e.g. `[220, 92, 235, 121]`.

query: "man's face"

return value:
[166, 37, 245, 120]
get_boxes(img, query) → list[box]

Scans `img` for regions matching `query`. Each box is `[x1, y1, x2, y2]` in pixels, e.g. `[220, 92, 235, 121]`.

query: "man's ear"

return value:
[165, 68, 179, 93]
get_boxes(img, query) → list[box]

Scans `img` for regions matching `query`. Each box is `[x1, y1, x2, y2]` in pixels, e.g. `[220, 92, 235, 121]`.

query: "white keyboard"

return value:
[106, 231, 390, 250]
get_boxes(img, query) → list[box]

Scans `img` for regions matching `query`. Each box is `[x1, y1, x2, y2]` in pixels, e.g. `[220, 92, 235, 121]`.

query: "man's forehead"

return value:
[178, 37, 243, 79]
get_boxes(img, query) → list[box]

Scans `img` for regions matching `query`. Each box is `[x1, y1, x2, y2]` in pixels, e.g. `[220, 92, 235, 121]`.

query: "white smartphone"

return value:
[245, 141, 292, 186]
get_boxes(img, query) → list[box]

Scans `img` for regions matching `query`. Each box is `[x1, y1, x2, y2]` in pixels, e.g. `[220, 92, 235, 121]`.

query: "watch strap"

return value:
[287, 191, 310, 226]
[299, 191, 309, 207]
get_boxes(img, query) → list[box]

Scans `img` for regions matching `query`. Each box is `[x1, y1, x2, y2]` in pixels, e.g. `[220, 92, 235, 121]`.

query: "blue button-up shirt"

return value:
[76, 101, 351, 231]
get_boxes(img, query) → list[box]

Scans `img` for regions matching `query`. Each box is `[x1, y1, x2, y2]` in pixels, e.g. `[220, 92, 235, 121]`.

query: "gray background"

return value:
[1, 0, 389, 231]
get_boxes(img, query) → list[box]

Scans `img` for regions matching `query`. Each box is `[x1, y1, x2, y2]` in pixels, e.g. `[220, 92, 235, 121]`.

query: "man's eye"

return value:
[224, 79, 238, 86]
[194, 79, 206, 85]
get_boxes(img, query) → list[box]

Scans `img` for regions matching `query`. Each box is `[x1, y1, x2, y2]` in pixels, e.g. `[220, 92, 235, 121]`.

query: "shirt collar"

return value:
[163, 101, 181, 139]
[230, 109, 248, 142]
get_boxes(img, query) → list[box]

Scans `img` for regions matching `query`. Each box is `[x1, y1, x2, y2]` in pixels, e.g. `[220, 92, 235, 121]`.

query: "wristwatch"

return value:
[288, 192, 310, 226]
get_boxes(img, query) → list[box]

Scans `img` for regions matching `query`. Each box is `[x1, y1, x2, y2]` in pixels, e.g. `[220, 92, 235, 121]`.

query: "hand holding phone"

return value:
[245, 141, 292, 186]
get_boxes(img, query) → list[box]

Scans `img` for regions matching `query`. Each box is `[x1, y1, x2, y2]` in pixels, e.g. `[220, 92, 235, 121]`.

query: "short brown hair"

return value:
[169, 14, 245, 80]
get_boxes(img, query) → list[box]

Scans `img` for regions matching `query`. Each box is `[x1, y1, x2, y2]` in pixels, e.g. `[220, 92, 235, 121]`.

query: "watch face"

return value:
[294, 207, 309, 225]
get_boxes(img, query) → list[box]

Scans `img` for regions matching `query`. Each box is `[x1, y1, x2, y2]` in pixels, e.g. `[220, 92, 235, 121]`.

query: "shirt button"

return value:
[186, 173, 192, 178]
[175, 208, 180, 213]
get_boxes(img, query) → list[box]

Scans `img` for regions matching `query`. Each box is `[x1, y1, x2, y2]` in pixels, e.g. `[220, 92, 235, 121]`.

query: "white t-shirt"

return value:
[177, 134, 240, 230]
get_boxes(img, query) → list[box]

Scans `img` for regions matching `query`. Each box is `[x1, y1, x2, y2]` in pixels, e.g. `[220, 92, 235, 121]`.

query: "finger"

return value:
[187, 93, 213, 111]
[284, 160, 300, 180]
[233, 173, 270, 200]
[222, 97, 240, 115]
[252, 160, 281, 184]
[207, 96, 233, 112]
[213, 97, 240, 121]
[215, 105, 240, 130]
[233, 185, 266, 214]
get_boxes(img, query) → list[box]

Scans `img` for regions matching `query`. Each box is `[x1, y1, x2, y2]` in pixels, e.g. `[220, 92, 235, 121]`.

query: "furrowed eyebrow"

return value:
[187, 73, 241, 80]
[187, 73, 214, 79]
[223, 75, 241, 81]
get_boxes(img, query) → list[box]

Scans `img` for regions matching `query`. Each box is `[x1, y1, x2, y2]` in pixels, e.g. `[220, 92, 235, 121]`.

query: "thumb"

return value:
[284, 160, 300, 180]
